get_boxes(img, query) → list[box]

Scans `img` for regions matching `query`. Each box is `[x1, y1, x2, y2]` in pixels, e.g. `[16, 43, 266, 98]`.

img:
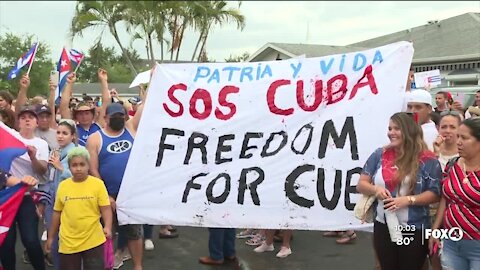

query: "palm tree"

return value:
[153, 1, 174, 63]
[166, 1, 189, 61]
[172, 1, 205, 61]
[124, 1, 158, 65]
[70, 1, 138, 76]
[191, 1, 245, 62]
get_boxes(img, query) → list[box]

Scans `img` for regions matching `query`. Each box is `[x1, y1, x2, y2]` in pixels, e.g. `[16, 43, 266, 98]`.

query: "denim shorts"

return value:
[441, 239, 480, 270]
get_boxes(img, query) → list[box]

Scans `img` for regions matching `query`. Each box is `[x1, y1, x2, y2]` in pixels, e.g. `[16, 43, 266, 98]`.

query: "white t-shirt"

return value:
[10, 136, 49, 183]
[421, 121, 438, 152]
[438, 153, 459, 171]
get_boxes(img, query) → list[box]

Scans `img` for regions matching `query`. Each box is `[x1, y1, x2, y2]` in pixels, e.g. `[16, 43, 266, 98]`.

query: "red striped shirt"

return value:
[442, 163, 480, 240]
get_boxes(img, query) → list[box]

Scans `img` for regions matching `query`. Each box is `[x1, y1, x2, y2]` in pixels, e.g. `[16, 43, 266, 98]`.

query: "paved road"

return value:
[15, 227, 375, 270]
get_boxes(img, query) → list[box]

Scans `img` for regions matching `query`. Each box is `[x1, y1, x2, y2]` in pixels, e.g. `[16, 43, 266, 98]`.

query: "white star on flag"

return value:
[61, 60, 67, 68]
[0, 212, 9, 235]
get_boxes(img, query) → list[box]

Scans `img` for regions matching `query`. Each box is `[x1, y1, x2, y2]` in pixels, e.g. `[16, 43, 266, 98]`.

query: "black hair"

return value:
[58, 120, 78, 145]
[58, 121, 77, 136]
[435, 91, 448, 99]
[462, 118, 480, 141]
[430, 112, 440, 126]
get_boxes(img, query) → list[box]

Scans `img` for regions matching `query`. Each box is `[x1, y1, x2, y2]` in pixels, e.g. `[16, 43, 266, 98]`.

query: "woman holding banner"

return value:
[357, 112, 442, 270]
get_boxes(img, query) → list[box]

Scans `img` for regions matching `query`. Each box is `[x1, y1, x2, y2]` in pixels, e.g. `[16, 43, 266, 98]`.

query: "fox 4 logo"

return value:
[425, 227, 464, 241]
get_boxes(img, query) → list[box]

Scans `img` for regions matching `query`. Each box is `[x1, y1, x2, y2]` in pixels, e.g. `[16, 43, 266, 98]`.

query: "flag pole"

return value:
[73, 56, 84, 73]
[26, 42, 39, 76]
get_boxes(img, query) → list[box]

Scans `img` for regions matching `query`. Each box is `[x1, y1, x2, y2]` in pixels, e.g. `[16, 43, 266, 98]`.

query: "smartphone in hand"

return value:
[454, 93, 465, 106]
[50, 70, 59, 85]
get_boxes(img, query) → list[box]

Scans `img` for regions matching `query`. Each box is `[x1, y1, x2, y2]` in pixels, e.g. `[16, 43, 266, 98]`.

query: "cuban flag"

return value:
[30, 189, 52, 206]
[0, 122, 27, 171]
[69, 48, 84, 67]
[55, 48, 72, 104]
[0, 183, 29, 247]
[7, 42, 39, 80]
[428, 75, 441, 83]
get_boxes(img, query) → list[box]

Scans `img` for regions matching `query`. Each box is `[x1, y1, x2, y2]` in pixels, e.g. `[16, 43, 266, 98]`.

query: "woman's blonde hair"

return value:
[390, 112, 428, 194]
[67, 146, 90, 164]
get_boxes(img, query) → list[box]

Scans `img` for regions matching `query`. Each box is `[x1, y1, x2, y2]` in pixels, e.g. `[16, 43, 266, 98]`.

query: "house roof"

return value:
[248, 13, 480, 64]
[348, 13, 480, 63]
[247, 42, 367, 62]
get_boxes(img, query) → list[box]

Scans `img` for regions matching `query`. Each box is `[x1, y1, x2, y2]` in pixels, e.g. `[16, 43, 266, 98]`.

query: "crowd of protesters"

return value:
[0, 65, 479, 270]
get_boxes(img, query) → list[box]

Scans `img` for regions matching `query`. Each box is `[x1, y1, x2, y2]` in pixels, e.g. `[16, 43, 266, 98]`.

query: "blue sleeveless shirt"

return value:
[98, 128, 134, 195]
[77, 122, 101, 147]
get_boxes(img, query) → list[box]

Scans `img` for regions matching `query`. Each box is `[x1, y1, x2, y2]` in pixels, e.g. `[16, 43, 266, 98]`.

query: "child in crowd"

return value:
[45, 147, 112, 270]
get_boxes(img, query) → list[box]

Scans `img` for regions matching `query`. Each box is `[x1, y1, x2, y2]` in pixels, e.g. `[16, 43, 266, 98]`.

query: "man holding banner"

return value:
[86, 78, 145, 270]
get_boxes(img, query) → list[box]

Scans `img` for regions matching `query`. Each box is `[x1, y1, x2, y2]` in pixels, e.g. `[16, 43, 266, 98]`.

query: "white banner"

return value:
[117, 41, 414, 230]
[414, 69, 441, 88]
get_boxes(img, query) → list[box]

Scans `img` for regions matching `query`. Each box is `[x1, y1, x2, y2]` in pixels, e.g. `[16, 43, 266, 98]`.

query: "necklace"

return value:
[462, 161, 480, 184]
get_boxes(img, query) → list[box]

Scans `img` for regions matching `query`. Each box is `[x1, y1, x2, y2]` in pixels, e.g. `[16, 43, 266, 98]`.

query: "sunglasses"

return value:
[59, 119, 76, 127]
[440, 110, 461, 117]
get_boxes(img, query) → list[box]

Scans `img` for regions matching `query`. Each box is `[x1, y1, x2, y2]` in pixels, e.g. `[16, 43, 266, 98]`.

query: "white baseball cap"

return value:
[406, 89, 432, 106]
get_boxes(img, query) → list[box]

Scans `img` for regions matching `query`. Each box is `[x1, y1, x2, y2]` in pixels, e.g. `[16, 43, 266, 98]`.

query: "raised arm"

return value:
[126, 75, 151, 134]
[86, 132, 101, 178]
[126, 102, 143, 135]
[97, 69, 110, 128]
[59, 73, 76, 119]
[15, 75, 31, 113]
[48, 80, 58, 129]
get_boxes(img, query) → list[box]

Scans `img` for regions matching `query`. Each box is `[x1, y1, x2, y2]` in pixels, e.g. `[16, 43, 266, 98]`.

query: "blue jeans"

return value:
[143, 225, 153, 239]
[208, 228, 236, 261]
[441, 239, 480, 270]
[0, 195, 46, 270]
[45, 198, 60, 270]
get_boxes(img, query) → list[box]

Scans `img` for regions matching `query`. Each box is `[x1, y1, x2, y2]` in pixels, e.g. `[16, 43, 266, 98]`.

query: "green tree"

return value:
[70, 1, 138, 76]
[225, 51, 250, 62]
[192, 1, 245, 62]
[76, 42, 139, 83]
[124, 1, 159, 65]
[76, 42, 117, 82]
[106, 62, 134, 83]
[152, 1, 175, 62]
[0, 32, 54, 97]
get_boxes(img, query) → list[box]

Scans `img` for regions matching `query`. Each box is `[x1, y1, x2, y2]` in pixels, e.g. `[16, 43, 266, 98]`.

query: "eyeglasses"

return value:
[440, 110, 461, 117]
[59, 119, 76, 127]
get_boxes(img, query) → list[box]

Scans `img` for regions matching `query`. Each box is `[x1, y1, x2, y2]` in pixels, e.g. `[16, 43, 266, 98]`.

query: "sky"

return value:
[0, 1, 479, 67]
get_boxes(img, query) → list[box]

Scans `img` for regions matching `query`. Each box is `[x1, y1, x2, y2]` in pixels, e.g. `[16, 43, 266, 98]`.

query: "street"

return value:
[15, 227, 375, 270]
